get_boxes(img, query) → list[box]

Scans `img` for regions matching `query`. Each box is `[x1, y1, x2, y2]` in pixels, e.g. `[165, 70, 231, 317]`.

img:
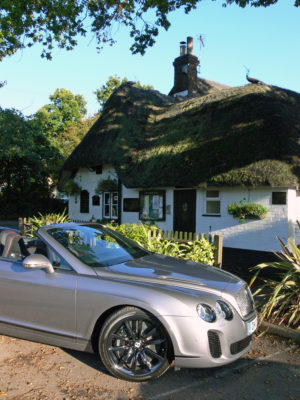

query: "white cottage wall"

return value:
[68, 168, 295, 252]
[68, 165, 117, 221]
[196, 187, 289, 252]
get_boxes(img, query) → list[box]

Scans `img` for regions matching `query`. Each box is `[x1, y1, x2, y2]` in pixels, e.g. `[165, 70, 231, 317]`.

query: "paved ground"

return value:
[0, 332, 299, 400]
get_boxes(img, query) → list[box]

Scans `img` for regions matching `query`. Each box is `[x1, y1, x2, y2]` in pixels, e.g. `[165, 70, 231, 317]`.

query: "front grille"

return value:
[208, 331, 222, 358]
[236, 285, 255, 318]
[230, 335, 252, 355]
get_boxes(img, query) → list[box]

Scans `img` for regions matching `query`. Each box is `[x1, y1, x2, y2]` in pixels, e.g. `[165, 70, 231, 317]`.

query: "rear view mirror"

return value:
[22, 254, 54, 274]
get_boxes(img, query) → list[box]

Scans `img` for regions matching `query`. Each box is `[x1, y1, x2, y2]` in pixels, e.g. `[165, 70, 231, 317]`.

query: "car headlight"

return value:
[196, 304, 216, 323]
[216, 300, 233, 321]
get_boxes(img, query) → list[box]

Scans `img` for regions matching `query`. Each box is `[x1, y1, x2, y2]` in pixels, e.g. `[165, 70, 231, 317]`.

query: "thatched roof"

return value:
[59, 82, 300, 190]
[195, 78, 230, 96]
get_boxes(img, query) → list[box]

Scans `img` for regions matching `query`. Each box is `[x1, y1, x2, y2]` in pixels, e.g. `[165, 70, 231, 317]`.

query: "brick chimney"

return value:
[169, 36, 199, 97]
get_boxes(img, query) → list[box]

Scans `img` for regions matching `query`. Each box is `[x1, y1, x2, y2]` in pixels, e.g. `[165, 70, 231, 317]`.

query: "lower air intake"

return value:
[230, 335, 252, 355]
[208, 331, 222, 358]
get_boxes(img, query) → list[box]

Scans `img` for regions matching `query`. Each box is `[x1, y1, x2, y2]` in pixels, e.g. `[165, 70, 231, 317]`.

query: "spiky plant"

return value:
[251, 233, 300, 329]
[24, 209, 70, 237]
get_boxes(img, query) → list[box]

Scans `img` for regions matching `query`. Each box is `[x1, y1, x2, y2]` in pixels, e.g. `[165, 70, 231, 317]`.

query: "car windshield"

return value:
[47, 224, 148, 267]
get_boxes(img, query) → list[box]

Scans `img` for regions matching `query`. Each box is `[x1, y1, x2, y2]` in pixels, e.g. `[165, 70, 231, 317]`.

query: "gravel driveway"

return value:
[0, 332, 299, 400]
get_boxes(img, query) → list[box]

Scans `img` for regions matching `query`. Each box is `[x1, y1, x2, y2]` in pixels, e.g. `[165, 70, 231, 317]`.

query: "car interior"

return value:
[0, 229, 47, 261]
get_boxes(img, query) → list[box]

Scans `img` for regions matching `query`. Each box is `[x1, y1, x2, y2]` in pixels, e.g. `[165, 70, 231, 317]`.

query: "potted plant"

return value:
[227, 199, 268, 223]
[95, 177, 118, 193]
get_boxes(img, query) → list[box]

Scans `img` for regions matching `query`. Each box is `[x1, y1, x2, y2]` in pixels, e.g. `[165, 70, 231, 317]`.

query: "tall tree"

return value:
[0, 107, 61, 216]
[95, 75, 153, 110]
[35, 88, 88, 158]
[1, 1, 298, 61]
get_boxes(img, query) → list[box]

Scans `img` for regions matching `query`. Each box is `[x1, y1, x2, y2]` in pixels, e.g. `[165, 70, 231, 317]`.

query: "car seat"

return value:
[0, 230, 16, 256]
[2, 233, 30, 260]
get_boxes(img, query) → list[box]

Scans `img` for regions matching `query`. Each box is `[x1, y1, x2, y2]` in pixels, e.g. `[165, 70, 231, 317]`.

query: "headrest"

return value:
[0, 230, 15, 246]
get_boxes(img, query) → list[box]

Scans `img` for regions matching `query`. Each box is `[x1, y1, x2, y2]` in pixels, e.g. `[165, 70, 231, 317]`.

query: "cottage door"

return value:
[173, 190, 196, 233]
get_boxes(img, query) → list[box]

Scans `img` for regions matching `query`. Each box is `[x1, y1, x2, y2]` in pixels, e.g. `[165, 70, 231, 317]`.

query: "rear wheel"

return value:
[98, 307, 173, 382]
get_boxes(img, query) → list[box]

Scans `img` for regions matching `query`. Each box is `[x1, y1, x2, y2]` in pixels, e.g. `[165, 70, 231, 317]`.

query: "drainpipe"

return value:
[118, 178, 122, 225]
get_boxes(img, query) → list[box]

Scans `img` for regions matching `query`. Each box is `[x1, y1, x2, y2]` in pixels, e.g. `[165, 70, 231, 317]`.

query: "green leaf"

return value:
[252, 235, 300, 328]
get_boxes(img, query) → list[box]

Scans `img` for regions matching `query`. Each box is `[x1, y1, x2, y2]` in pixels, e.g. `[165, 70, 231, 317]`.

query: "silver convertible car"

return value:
[0, 223, 257, 381]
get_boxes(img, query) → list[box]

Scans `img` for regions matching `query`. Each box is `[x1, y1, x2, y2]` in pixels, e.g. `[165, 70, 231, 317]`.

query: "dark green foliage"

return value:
[228, 199, 268, 222]
[0, 107, 62, 218]
[34, 88, 95, 183]
[35, 89, 87, 138]
[0, 192, 67, 220]
[1, 1, 298, 60]
[60, 83, 300, 190]
[35, 88, 88, 159]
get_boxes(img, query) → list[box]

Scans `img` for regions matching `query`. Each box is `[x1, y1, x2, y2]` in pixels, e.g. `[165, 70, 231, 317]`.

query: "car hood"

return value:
[96, 253, 244, 295]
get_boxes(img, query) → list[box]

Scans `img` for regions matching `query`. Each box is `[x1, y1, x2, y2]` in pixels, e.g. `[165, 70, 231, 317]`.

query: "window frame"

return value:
[47, 246, 74, 272]
[204, 190, 221, 216]
[103, 192, 118, 220]
[272, 191, 287, 205]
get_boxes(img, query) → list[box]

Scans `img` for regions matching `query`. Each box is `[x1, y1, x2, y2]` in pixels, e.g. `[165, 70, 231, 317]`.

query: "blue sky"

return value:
[0, 1, 299, 117]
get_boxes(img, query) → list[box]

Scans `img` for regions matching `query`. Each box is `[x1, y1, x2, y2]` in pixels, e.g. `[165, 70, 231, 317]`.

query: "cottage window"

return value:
[272, 192, 287, 205]
[205, 190, 220, 215]
[80, 190, 89, 213]
[103, 192, 118, 220]
[92, 195, 100, 206]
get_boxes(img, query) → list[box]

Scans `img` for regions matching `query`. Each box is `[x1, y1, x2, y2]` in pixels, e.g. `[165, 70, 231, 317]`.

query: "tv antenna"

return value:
[197, 34, 206, 75]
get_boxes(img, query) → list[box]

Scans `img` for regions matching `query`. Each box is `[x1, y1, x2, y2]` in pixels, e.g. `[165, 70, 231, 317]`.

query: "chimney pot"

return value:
[180, 41, 186, 56]
[187, 36, 193, 54]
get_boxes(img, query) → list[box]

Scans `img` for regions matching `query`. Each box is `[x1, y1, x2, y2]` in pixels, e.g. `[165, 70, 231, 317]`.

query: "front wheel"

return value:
[98, 307, 173, 381]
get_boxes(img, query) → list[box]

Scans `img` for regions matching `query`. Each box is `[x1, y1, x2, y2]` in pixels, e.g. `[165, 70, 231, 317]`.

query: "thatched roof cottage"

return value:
[60, 37, 300, 252]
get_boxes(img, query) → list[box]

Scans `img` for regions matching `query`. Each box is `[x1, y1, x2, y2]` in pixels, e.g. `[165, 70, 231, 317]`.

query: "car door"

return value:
[0, 249, 77, 348]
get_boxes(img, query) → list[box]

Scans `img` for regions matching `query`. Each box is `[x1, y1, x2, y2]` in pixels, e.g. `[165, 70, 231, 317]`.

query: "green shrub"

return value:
[108, 223, 215, 266]
[23, 209, 70, 237]
[250, 236, 300, 329]
[181, 239, 215, 265]
[107, 222, 155, 249]
[228, 199, 268, 223]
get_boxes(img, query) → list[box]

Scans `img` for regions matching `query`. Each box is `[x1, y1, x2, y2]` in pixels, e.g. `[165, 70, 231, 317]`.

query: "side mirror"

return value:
[22, 254, 54, 274]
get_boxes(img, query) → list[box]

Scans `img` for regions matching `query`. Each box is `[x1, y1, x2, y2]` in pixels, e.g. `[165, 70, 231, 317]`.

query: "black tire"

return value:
[98, 306, 173, 382]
